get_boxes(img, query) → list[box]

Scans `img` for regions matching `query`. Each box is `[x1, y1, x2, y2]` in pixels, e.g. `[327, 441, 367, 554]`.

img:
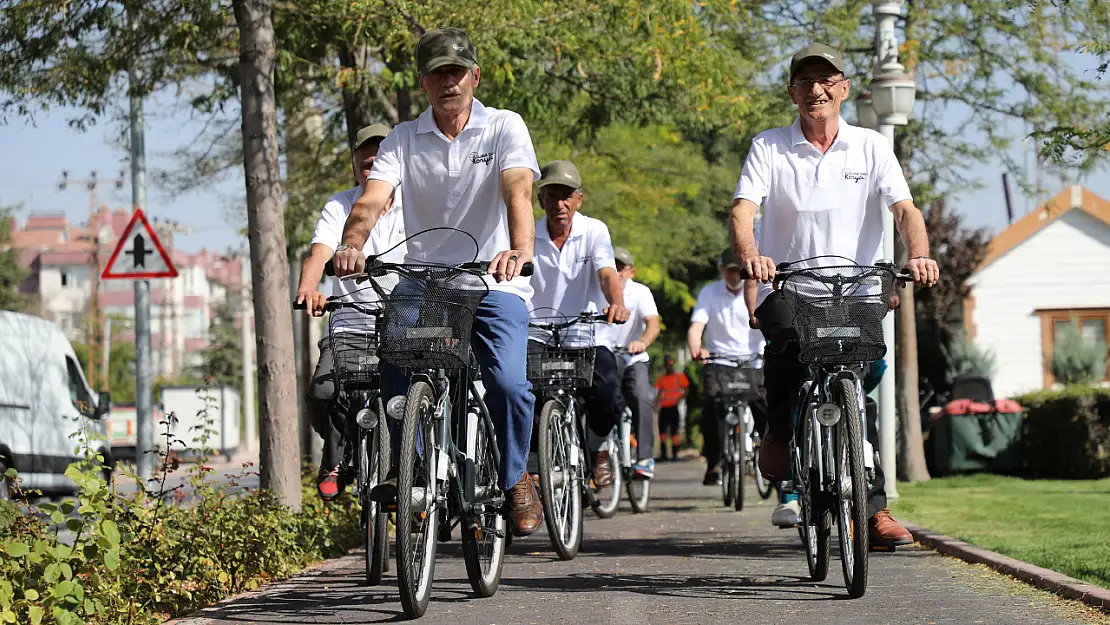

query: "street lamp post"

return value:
[858, 0, 916, 498]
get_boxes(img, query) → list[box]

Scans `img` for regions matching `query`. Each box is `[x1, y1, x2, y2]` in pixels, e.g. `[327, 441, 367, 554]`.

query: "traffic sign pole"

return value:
[129, 69, 155, 483]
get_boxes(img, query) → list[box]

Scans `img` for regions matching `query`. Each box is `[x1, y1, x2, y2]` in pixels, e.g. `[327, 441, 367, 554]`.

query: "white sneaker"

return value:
[771, 500, 801, 528]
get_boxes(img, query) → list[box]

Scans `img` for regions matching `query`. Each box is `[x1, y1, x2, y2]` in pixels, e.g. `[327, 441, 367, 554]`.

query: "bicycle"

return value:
[341, 239, 534, 619]
[702, 353, 764, 511]
[763, 257, 910, 599]
[610, 346, 651, 514]
[525, 312, 623, 560]
[292, 295, 390, 586]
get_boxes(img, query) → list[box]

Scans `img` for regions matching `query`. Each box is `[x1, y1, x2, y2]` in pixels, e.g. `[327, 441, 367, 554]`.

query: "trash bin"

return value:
[929, 398, 1023, 475]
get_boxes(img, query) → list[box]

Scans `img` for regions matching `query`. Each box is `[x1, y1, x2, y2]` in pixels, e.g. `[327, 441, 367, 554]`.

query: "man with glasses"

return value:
[731, 43, 936, 544]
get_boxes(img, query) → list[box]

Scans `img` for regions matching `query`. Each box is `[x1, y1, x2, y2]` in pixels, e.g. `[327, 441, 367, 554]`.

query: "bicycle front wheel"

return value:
[835, 377, 869, 598]
[591, 435, 622, 519]
[798, 389, 831, 582]
[538, 398, 583, 560]
[461, 403, 506, 597]
[625, 434, 650, 514]
[396, 380, 440, 618]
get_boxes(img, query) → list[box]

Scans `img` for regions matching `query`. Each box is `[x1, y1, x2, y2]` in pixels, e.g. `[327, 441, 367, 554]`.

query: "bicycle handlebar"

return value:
[528, 312, 625, 331]
[732, 262, 914, 284]
[323, 258, 534, 279]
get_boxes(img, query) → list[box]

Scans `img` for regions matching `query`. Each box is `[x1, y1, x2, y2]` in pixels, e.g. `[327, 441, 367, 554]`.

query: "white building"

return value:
[12, 207, 249, 382]
[965, 186, 1110, 398]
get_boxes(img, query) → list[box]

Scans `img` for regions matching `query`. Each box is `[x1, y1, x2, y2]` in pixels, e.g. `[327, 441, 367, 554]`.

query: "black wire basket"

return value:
[778, 265, 896, 365]
[706, 362, 763, 400]
[367, 265, 489, 371]
[526, 315, 597, 390]
[326, 301, 383, 391]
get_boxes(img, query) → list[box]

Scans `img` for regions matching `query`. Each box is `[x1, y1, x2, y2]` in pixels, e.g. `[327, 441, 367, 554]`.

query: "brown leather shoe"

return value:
[592, 450, 613, 487]
[508, 475, 542, 537]
[869, 509, 913, 547]
[757, 432, 790, 480]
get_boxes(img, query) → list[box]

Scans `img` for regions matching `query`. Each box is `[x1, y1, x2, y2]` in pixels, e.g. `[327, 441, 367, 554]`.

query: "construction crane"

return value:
[59, 169, 125, 391]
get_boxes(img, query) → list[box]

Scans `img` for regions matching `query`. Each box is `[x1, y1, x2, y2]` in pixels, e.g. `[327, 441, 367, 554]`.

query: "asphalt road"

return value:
[173, 460, 1101, 625]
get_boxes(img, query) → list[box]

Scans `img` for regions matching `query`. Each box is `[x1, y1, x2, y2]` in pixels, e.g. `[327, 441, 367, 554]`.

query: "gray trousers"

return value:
[306, 338, 343, 471]
[621, 361, 655, 461]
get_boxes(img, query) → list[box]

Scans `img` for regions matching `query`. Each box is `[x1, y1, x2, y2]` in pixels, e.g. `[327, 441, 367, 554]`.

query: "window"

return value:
[60, 271, 69, 287]
[1037, 308, 1110, 385]
[65, 355, 95, 416]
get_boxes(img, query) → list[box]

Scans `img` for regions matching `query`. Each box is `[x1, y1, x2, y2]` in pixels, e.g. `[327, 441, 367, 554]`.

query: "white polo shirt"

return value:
[602, 279, 659, 366]
[690, 280, 764, 364]
[734, 116, 912, 306]
[311, 187, 407, 300]
[529, 213, 616, 347]
[367, 98, 541, 300]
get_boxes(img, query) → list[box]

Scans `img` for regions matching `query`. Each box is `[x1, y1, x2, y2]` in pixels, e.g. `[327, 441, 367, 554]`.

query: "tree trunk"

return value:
[895, 237, 931, 483]
[233, 0, 301, 510]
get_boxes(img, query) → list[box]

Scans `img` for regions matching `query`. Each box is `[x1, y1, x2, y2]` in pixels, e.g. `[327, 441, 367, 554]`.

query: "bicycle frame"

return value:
[789, 364, 870, 497]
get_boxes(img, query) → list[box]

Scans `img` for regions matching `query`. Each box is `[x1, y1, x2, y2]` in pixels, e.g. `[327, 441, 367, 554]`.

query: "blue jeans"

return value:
[382, 290, 535, 490]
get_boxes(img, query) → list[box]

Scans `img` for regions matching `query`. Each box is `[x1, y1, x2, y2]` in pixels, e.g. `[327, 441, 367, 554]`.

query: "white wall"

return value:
[968, 210, 1110, 398]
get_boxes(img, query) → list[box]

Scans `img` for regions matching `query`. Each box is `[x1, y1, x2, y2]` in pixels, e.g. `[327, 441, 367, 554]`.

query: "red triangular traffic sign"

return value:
[101, 209, 179, 279]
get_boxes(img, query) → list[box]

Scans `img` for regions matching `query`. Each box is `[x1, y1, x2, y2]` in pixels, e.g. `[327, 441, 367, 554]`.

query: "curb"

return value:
[903, 522, 1110, 613]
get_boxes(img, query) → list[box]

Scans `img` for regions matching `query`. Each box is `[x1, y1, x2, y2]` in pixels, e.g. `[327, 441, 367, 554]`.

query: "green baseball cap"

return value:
[352, 123, 391, 151]
[719, 248, 741, 269]
[789, 42, 847, 82]
[537, 160, 582, 190]
[416, 28, 478, 75]
[614, 247, 635, 267]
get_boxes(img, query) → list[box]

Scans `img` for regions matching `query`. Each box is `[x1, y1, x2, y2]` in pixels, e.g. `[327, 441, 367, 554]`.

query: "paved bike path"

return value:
[173, 461, 1098, 625]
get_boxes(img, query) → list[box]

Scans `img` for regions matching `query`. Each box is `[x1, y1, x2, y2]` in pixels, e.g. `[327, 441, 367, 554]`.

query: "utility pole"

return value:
[59, 170, 124, 389]
[102, 317, 112, 391]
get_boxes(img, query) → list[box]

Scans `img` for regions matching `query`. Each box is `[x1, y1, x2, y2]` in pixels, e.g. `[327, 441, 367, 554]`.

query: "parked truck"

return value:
[159, 385, 241, 462]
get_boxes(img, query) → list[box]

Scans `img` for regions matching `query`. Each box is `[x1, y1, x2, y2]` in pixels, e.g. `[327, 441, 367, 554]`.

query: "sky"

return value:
[1, 75, 1107, 255]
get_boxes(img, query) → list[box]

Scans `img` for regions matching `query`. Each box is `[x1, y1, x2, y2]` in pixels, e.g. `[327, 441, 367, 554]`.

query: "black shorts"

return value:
[658, 405, 681, 435]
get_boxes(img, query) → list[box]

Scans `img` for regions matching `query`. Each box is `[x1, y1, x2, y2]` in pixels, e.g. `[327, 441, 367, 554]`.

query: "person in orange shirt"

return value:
[654, 355, 690, 461]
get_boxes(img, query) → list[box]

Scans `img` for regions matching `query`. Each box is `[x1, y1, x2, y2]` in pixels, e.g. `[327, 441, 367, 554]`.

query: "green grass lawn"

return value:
[890, 474, 1110, 589]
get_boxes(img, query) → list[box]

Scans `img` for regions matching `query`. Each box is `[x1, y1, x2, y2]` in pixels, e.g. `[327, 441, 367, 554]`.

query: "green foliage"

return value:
[193, 299, 243, 391]
[1050, 319, 1107, 385]
[941, 332, 997, 380]
[1012, 385, 1110, 479]
[0, 384, 361, 624]
[73, 336, 137, 405]
[0, 208, 28, 312]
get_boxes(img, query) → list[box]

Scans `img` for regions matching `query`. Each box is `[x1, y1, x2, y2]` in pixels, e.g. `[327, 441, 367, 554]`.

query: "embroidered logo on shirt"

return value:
[470, 151, 495, 165]
[843, 170, 867, 183]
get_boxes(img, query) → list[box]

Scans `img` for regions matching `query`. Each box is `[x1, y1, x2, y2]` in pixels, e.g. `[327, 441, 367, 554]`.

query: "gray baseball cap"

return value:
[614, 247, 635, 267]
[719, 248, 741, 269]
[537, 160, 582, 190]
[789, 42, 847, 82]
[416, 28, 478, 75]
[352, 123, 391, 151]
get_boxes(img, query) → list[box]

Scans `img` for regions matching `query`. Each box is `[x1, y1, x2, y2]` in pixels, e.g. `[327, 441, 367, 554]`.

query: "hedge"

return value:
[1013, 386, 1110, 479]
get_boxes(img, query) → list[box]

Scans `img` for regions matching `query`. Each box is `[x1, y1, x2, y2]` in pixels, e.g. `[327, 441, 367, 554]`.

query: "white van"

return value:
[0, 311, 112, 499]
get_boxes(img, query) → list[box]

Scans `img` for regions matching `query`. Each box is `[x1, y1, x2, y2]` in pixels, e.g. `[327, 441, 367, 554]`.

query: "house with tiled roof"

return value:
[964, 186, 1110, 397]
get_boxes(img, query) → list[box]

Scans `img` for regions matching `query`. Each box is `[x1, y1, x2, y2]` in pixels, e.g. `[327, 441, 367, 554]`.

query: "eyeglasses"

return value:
[790, 76, 848, 90]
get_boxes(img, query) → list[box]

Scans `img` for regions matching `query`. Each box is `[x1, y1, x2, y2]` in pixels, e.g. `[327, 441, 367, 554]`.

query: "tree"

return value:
[194, 299, 242, 390]
[0, 208, 28, 312]
[233, 0, 301, 510]
[73, 339, 137, 404]
[1037, 37, 1110, 164]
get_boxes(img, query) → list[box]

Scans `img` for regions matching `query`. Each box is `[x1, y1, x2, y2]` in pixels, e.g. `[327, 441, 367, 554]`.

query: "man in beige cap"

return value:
[295, 122, 407, 499]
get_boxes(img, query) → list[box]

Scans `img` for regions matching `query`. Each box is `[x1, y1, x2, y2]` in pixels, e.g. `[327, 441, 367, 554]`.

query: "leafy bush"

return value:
[0, 384, 361, 624]
[941, 331, 997, 380]
[1050, 320, 1106, 385]
[1014, 386, 1110, 479]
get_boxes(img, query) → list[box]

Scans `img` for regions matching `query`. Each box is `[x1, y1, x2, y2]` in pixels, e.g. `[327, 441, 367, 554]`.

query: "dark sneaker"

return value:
[368, 467, 399, 504]
[757, 431, 791, 481]
[703, 468, 721, 486]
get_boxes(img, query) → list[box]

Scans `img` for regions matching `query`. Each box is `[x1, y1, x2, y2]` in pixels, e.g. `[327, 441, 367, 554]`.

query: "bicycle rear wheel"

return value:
[360, 425, 389, 586]
[734, 416, 746, 511]
[835, 377, 869, 598]
[753, 443, 775, 500]
[591, 435, 622, 519]
[797, 393, 831, 582]
[538, 399, 583, 560]
[396, 381, 440, 618]
[625, 435, 650, 514]
[461, 403, 506, 597]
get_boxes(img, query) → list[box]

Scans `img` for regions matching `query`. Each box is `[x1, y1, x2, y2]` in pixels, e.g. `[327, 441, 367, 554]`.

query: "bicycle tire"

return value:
[396, 380, 439, 618]
[835, 377, 869, 598]
[734, 417, 746, 511]
[798, 392, 831, 582]
[538, 399, 583, 560]
[461, 405, 506, 597]
[625, 435, 650, 514]
[753, 441, 775, 500]
[360, 427, 387, 586]
[592, 436, 622, 519]
[722, 430, 738, 508]
[373, 423, 390, 578]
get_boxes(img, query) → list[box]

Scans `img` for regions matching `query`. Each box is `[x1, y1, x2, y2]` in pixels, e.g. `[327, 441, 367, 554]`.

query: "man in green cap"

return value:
[730, 41, 937, 543]
[294, 122, 407, 499]
[334, 27, 546, 537]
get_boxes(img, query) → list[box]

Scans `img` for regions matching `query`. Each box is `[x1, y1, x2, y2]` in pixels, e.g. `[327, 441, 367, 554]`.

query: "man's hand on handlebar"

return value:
[691, 347, 710, 362]
[906, 256, 940, 287]
[489, 249, 533, 283]
[295, 289, 328, 317]
[332, 247, 366, 277]
[743, 255, 777, 282]
[604, 303, 630, 325]
[628, 340, 648, 355]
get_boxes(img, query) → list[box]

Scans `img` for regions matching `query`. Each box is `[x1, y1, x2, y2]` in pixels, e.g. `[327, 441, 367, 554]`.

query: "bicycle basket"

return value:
[779, 265, 896, 364]
[326, 301, 382, 390]
[527, 345, 596, 390]
[367, 264, 488, 370]
[707, 363, 762, 400]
